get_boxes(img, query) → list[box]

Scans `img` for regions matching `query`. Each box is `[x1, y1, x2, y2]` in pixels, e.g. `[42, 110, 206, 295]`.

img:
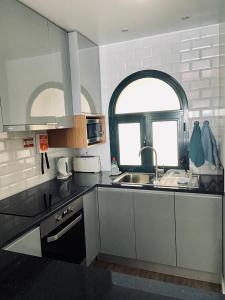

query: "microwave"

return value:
[86, 119, 102, 145]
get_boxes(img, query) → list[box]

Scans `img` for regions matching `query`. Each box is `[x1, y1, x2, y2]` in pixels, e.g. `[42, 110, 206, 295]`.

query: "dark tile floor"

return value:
[94, 260, 221, 293]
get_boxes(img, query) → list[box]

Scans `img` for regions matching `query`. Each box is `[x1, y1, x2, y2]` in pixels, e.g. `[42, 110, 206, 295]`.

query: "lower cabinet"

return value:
[134, 190, 176, 266]
[98, 187, 136, 259]
[83, 189, 100, 266]
[175, 193, 222, 274]
[3, 227, 42, 257]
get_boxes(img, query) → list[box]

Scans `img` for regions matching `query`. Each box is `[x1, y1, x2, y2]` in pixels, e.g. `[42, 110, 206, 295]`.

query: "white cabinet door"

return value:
[134, 190, 176, 266]
[83, 189, 100, 266]
[175, 193, 222, 274]
[0, 0, 54, 126]
[98, 188, 136, 259]
[3, 227, 42, 257]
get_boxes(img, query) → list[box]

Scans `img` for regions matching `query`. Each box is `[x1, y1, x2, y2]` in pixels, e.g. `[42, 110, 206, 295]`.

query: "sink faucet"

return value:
[139, 146, 159, 181]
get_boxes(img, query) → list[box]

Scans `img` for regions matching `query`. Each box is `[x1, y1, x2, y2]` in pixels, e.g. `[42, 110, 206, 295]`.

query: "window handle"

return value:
[143, 137, 147, 146]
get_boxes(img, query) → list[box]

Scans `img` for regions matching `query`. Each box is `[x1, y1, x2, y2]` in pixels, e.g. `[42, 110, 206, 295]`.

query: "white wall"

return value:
[88, 24, 222, 172]
[219, 20, 225, 187]
[0, 131, 73, 200]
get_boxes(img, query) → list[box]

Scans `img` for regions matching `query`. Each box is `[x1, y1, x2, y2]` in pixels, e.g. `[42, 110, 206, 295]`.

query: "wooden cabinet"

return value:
[3, 227, 42, 257]
[48, 114, 106, 148]
[0, 0, 73, 130]
[134, 190, 176, 266]
[98, 188, 136, 259]
[83, 189, 100, 266]
[175, 192, 222, 274]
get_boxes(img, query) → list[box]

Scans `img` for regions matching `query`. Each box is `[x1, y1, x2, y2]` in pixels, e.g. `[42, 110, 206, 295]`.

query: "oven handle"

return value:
[47, 214, 82, 243]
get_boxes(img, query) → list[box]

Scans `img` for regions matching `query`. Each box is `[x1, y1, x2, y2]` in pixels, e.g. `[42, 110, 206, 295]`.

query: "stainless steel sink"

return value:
[113, 172, 157, 185]
[113, 171, 199, 189]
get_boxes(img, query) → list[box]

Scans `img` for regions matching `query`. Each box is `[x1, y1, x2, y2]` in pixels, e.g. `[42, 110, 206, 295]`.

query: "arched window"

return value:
[109, 70, 188, 172]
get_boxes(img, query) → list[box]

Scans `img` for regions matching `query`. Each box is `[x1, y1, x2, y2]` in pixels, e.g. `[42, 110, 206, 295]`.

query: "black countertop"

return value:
[0, 250, 183, 300]
[0, 171, 223, 249]
[0, 172, 224, 300]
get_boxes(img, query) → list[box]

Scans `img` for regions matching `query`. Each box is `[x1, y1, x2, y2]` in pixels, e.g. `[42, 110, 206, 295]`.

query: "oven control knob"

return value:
[68, 206, 74, 213]
[56, 215, 62, 222]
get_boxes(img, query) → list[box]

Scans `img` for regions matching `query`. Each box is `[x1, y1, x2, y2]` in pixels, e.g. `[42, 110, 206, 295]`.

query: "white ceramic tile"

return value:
[200, 25, 219, 37]
[181, 50, 200, 62]
[192, 59, 211, 71]
[190, 79, 210, 90]
[0, 141, 5, 151]
[181, 71, 200, 82]
[201, 46, 219, 58]
[201, 68, 219, 79]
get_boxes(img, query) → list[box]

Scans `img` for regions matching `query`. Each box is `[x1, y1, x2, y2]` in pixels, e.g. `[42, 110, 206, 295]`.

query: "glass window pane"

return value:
[116, 78, 180, 114]
[152, 121, 178, 166]
[118, 123, 141, 165]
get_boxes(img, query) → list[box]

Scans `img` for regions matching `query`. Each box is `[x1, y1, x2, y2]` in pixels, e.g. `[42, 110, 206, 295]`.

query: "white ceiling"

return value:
[19, 0, 223, 45]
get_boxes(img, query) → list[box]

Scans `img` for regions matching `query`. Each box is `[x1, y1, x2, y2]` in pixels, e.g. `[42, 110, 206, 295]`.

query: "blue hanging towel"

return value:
[201, 120, 220, 166]
[189, 121, 205, 167]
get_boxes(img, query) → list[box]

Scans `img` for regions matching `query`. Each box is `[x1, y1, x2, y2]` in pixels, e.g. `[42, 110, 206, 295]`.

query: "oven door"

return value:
[41, 209, 86, 264]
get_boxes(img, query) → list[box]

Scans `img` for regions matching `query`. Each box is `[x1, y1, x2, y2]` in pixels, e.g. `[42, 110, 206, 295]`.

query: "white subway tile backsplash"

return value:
[0, 133, 73, 199]
[186, 90, 200, 100]
[201, 25, 219, 37]
[192, 37, 212, 50]
[16, 149, 33, 159]
[191, 79, 210, 90]
[5, 139, 23, 150]
[201, 46, 219, 58]
[0, 141, 5, 151]
[191, 59, 211, 70]
[190, 99, 211, 109]
[181, 28, 200, 41]
[181, 71, 200, 82]
[201, 68, 220, 79]
[212, 57, 220, 68]
[0, 152, 14, 163]
[179, 40, 191, 52]
[179, 62, 190, 72]
[181, 50, 200, 62]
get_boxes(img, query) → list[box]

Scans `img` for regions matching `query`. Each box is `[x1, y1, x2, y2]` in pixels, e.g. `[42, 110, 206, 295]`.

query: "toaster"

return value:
[73, 156, 101, 173]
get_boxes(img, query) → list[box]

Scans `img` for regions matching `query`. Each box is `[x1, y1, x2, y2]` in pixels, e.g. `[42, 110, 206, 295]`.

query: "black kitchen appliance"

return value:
[0, 179, 87, 264]
[86, 118, 102, 145]
[40, 197, 86, 264]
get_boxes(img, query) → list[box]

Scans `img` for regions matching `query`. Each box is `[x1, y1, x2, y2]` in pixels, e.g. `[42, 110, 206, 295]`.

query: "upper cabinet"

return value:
[69, 32, 102, 115]
[0, 0, 73, 130]
[48, 22, 73, 125]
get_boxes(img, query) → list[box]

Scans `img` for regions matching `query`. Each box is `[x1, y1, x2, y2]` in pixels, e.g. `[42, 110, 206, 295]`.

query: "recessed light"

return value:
[121, 28, 129, 32]
[181, 16, 190, 21]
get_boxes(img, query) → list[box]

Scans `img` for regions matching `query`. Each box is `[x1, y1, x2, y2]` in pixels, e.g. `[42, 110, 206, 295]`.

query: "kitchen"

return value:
[0, 0, 225, 299]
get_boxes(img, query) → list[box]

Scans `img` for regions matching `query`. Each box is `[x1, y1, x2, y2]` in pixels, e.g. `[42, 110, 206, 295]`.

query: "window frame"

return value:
[109, 70, 189, 173]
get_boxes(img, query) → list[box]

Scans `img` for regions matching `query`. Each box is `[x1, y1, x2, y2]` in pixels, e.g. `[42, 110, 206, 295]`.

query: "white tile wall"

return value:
[0, 132, 73, 200]
[90, 24, 222, 173]
[219, 22, 225, 186]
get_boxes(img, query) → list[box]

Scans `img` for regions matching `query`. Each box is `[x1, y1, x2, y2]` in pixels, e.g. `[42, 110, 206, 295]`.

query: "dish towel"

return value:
[201, 120, 220, 166]
[189, 121, 205, 167]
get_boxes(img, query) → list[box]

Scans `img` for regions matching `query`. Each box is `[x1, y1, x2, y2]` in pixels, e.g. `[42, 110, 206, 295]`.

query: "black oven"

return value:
[87, 119, 101, 145]
[40, 197, 86, 264]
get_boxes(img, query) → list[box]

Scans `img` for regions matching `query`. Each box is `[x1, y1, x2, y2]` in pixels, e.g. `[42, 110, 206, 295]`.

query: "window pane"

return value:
[152, 121, 178, 166]
[116, 78, 180, 114]
[118, 123, 141, 165]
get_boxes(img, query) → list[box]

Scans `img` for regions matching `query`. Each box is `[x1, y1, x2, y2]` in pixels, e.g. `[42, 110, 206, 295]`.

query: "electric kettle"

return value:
[56, 157, 72, 180]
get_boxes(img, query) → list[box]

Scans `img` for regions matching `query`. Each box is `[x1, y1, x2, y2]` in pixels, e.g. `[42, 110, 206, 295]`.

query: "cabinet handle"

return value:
[46, 122, 58, 125]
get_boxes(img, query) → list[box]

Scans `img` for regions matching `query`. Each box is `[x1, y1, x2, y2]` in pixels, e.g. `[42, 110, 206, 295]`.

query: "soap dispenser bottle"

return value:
[111, 157, 120, 176]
